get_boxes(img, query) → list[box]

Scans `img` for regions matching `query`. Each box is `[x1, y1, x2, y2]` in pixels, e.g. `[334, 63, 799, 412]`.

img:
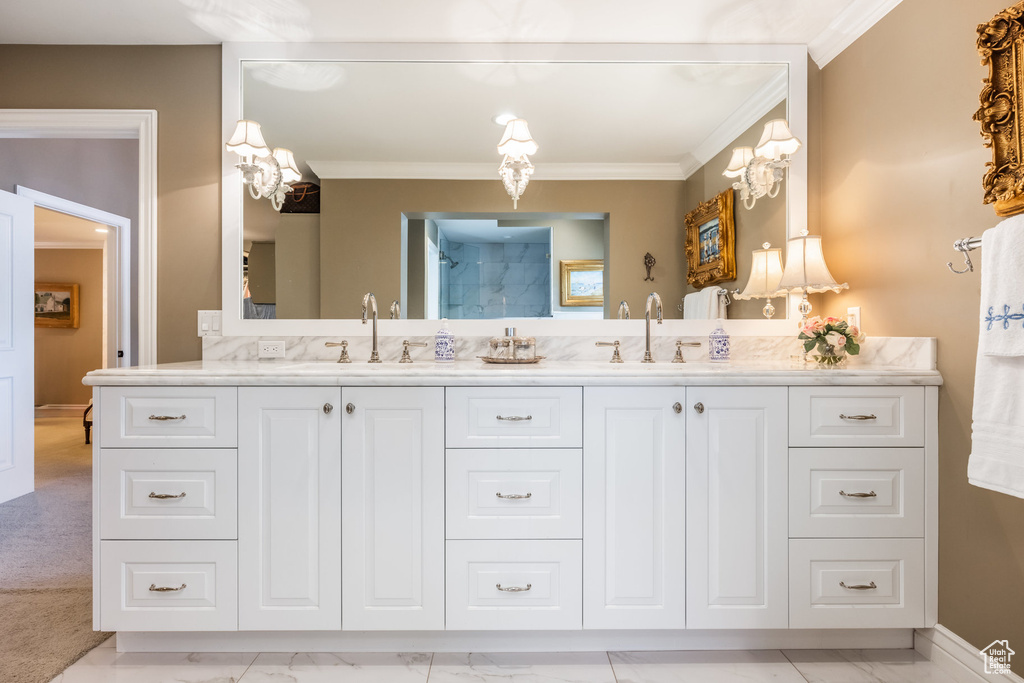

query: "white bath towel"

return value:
[682, 287, 726, 319]
[969, 215, 1024, 498]
[979, 214, 1024, 356]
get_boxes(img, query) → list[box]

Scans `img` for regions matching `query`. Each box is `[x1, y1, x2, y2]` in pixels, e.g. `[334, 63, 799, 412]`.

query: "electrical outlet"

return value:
[847, 306, 862, 331]
[257, 340, 286, 359]
[197, 310, 222, 337]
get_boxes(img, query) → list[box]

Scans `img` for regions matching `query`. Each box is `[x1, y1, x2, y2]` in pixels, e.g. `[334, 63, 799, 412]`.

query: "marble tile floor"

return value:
[48, 640, 979, 683]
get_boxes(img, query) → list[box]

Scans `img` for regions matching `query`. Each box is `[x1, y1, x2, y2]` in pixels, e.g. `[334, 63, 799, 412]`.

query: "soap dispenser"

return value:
[709, 318, 730, 363]
[435, 318, 455, 363]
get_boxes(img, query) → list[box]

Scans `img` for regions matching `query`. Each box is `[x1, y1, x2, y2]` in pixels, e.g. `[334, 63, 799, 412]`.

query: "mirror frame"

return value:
[221, 42, 808, 338]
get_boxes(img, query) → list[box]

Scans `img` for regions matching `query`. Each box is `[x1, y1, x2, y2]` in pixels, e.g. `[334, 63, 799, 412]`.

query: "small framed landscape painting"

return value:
[559, 259, 604, 307]
[35, 283, 80, 329]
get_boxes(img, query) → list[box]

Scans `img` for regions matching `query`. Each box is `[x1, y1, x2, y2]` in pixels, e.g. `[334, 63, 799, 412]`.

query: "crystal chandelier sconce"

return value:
[733, 242, 785, 319]
[723, 118, 802, 210]
[497, 118, 538, 209]
[226, 119, 302, 211]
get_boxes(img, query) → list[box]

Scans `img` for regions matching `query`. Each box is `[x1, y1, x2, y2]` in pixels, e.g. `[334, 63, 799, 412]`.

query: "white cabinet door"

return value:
[686, 386, 788, 629]
[342, 387, 444, 630]
[238, 387, 341, 630]
[583, 386, 686, 629]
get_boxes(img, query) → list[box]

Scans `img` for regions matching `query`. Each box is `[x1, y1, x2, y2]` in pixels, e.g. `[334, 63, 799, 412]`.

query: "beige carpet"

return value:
[0, 418, 111, 683]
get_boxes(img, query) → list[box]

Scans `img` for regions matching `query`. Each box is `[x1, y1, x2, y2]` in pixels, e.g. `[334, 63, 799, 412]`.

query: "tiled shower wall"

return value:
[439, 238, 551, 319]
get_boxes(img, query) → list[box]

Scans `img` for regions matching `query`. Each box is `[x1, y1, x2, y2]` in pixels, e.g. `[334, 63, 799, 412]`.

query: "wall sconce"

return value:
[733, 242, 785, 319]
[723, 118, 801, 210]
[775, 231, 848, 325]
[226, 119, 302, 211]
[497, 118, 538, 209]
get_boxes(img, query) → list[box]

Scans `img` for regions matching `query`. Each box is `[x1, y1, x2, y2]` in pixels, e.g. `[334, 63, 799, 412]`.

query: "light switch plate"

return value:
[847, 306, 862, 331]
[197, 310, 222, 337]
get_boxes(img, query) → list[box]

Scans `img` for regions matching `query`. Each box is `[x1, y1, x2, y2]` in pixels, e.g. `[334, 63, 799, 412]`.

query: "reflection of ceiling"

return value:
[245, 61, 788, 181]
[35, 207, 109, 247]
[0, 0, 900, 68]
[436, 220, 551, 245]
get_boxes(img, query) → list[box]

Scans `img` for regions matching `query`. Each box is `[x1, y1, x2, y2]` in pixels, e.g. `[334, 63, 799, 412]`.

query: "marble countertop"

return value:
[83, 359, 943, 387]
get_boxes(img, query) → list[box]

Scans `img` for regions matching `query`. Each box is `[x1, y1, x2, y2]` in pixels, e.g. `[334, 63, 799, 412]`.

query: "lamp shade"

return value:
[226, 119, 270, 158]
[777, 234, 849, 294]
[723, 147, 755, 178]
[273, 147, 302, 184]
[754, 119, 802, 160]
[497, 118, 539, 157]
[734, 242, 784, 299]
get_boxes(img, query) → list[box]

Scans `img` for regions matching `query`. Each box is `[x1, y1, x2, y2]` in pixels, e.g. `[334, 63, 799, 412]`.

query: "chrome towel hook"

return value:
[947, 236, 982, 274]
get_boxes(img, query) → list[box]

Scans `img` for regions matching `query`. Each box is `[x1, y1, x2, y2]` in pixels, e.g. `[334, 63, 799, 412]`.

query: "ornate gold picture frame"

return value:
[684, 189, 736, 287]
[976, 2, 1024, 216]
[559, 259, 603, 307]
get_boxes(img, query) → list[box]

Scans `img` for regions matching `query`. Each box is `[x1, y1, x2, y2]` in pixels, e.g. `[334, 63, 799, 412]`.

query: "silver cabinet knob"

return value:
[323, 403, 333, 415]
[673, 402, 682, 414]
[694, 402, 704, 414]
[346, 403, 355, 414]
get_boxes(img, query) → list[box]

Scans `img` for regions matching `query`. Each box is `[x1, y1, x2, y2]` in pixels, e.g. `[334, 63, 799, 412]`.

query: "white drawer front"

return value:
[446, 540, 582, 630]
[790, 448, 924, 538]
[789, 539, 924, 629]
[789, 387, 924, 447]
[446, 449, 582, 540]
[99, 449, 237, 540]
[100, 387, 237, 448]
[446, 387, 582, 448]
[100, 540, 237, 631]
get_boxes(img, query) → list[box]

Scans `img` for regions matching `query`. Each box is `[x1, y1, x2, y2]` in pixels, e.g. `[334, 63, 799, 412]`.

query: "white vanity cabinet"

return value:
[583, 386, 687, 629]
[685, 386, 789, 629]
[341, 387, 445, 630]
[237, 387, 342, 630]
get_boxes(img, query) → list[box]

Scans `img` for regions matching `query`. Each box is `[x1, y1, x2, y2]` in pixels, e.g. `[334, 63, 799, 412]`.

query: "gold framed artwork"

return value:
[976, 2, 1024, 217]
[684, 189, 736, 287]
[559, 259, 603, 307]
[34, 283, 80, 329]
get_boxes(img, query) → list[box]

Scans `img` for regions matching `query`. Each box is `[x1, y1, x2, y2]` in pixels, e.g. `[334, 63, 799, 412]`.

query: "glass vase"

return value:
[814, 343, 847, 368]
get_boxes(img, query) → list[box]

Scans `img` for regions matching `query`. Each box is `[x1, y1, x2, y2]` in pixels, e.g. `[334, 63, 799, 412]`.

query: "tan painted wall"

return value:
[247, 242, 276, 305]
[320, 179, 688, 319]
[0, 45, 222, 363]
[274, 214, 321, 319]
[34, 249, 102, 405]
[819, 0, 1024, 665]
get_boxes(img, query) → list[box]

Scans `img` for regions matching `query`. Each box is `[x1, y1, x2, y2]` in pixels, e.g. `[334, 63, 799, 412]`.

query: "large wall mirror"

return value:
[222, 44, 807, 336]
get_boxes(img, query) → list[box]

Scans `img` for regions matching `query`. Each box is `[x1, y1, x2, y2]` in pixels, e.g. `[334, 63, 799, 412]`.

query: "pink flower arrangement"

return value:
[798, 316, 863, 363]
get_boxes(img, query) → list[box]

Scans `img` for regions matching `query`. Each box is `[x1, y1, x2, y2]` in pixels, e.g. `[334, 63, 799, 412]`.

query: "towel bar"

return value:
[948, 236, 983, 274]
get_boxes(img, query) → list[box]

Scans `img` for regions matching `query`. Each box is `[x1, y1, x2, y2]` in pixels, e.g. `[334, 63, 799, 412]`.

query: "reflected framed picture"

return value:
[35, 283, 80, 329]
[685, 189, 736, 287]
[559, 259, 604, 307]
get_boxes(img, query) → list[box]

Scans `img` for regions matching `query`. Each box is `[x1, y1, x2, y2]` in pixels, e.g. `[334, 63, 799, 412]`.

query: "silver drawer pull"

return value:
[148, 414, 186, 421]
[839, 581, 877, 591]
[496, 492, 532, 500]
[149, 583, 187, 592]
[496, 415, 532, 422]
[496, 583, 532, 592]
[839, 414, 877, 421]
[839, 490, 877, 498]
[148, 491, 186, 500]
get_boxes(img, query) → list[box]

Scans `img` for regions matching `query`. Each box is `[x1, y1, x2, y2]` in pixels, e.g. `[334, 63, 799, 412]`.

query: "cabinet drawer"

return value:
[789, 539, 924, 629]
[99, 449, 237, 540]
[789, 387, 924, 447]
[99, 540, 237, 631]
[446, 449, 582, 540]
[790, 448, 924, 538]
[446, 540, 582, 630]
[99, 387, 237, 448]
[446, 387, 582, 448]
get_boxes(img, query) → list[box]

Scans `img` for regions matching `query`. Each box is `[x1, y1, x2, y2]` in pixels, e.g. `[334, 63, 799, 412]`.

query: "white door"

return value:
[342, 386, 444, 630]
[686, 386, 788, 628]
[238, 387, 342, 630]
[583, 386, 686, 629]
[0, 190, 34, 504]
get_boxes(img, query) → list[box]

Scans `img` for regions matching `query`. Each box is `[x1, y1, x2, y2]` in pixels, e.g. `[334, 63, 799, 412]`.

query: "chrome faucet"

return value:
[617, 300, 630, 319]
[390, 300, 400, 320]
[643, 292, 663, 363]
[361, 292, 381, 363]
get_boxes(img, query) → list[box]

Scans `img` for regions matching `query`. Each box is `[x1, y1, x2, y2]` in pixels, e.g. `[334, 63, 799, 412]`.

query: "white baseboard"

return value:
[35, 404, 90, 418]
[916, 625, 1023, 682]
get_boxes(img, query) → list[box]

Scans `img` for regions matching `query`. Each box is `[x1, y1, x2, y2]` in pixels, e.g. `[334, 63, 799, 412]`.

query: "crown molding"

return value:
[808, 0, 902, 68]
[308, 160, 688, 181]
[34, 241, 104, 249]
